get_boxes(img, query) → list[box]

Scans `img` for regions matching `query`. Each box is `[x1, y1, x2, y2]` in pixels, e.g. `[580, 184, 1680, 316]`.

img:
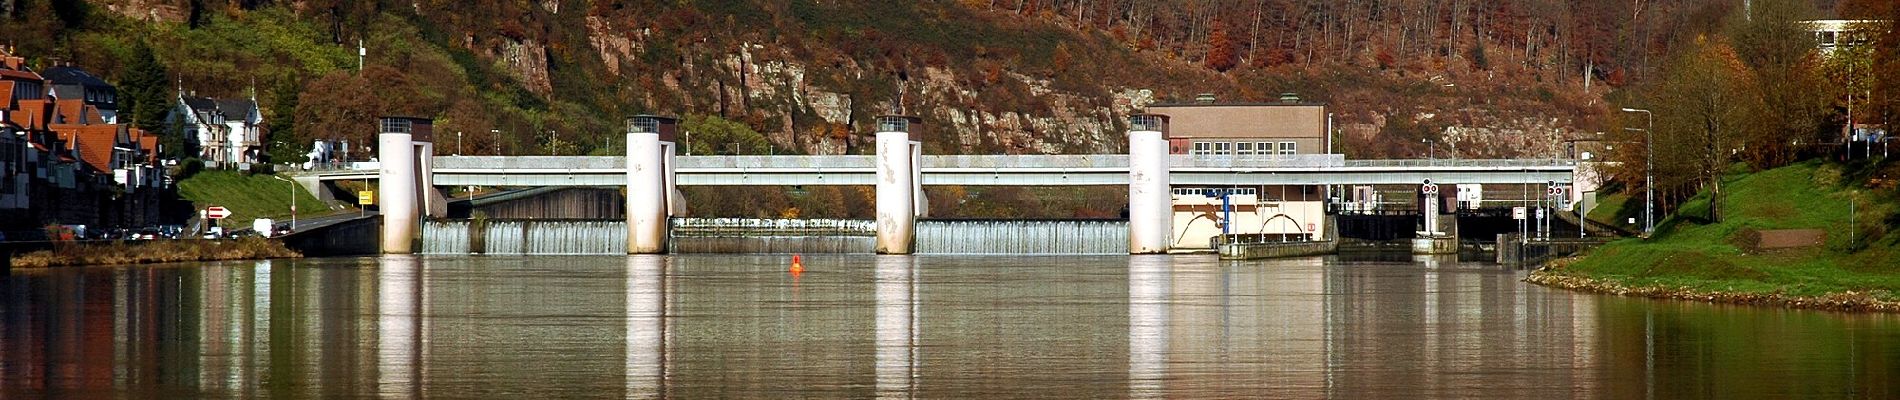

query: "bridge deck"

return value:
[294, 155, 1577, 187]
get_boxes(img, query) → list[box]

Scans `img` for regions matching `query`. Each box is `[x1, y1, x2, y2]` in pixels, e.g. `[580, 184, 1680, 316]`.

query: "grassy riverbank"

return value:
[175, 170, 328, 229]
[12, 238, 301, 268]
[1533, 160, 1900, 312]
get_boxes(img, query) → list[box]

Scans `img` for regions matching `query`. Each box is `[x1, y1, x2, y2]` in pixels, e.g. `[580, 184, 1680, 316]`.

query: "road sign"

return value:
[358, 190, 375, 205]
[206, 206, 232, 220]
[1513, 207, 1527, 220]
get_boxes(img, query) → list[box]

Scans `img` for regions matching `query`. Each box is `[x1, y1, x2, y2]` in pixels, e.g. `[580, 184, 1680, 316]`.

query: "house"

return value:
[1145, 95, 1335, 249]
[168, 93, 263, 165]
[43, 66, 119, 124]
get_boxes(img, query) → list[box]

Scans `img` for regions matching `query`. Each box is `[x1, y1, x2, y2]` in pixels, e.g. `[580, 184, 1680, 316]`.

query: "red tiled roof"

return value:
[50, 124, 122, 173]
[55, 99, 89, 125]
[0, 81, 13, 111]
[0, 69, 41, 80]
[137, 134, 159, 163]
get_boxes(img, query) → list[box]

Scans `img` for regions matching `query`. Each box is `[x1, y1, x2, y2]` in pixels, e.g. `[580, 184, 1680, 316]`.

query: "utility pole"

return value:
[1621, 108, 1654, 238]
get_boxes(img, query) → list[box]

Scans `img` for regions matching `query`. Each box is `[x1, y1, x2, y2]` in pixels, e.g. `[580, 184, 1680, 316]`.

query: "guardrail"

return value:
[298, 155, 1579, 173]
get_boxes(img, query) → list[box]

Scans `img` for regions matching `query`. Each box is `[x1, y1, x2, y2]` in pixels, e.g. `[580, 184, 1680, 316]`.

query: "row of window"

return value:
[1190, 141, 1297, 156]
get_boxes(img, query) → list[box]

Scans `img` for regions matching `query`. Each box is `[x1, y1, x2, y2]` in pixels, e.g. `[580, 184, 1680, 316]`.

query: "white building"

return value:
[167, 94, 263, 165]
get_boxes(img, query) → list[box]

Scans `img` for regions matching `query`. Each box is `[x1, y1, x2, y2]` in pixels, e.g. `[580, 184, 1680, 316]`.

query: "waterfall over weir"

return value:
[915, 220, 1128, 254]
[419, 219, 1128, 255]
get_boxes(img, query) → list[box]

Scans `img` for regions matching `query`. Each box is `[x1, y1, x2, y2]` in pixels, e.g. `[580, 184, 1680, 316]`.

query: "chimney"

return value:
[1194, 93, 1216, 104]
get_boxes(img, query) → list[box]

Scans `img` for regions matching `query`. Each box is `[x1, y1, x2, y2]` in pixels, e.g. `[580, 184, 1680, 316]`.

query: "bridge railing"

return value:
[678, 155, 874, 169]
[1171, 154, 1345, 168]
[436, 156, 624, 169]
[1341, 159, 1578, 169]
[924, 155, 1128, 168]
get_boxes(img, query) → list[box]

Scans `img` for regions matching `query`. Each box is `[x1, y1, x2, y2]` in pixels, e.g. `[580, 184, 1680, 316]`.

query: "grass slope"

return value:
[174, 171, 326, 229]
[1552, 161, 1900, 301]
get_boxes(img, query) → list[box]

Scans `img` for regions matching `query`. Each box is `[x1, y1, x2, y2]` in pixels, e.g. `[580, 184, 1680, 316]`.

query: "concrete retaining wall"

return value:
[1219, 240, 1337, 260]
[283, 217, 381, 257]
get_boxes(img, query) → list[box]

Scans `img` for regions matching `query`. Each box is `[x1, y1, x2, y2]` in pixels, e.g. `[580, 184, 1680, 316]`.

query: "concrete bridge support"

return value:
[1127, 115, 1172, 254]
[378, 120, 421, 254]
[627, 116, 679, 254]
[875, 116, 922, 254]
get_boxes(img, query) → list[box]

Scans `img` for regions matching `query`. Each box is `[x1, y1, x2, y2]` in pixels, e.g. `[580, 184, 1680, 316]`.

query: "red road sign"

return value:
[206, 206, 233, 220]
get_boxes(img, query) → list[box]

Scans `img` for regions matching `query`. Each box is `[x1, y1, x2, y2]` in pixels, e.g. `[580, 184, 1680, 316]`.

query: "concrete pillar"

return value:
[416, 142, 448, 218]
[911, 141, 928, 218]
[875, 116, 920, 254]
[378, 130, 418, 254]
[627, 116, 677, 254]
[1128, 114, 1172, 254]
[663, 143, 686, 216]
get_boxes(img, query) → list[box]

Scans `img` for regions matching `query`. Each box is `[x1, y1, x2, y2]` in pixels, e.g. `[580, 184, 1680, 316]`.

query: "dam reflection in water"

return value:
[3, 255, 1899, 398]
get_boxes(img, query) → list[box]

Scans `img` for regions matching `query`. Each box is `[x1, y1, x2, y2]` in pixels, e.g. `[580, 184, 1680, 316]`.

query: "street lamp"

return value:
[1422, 138, 1436, 165]
[490, 129, 501, 155]
[1620, 107, 1654, 238]
[456, 131, 463, 156]
[271, 175, 297, 233]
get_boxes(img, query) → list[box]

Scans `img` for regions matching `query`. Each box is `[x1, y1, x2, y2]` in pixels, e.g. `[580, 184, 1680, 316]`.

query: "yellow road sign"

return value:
[358, 190, 375, 205]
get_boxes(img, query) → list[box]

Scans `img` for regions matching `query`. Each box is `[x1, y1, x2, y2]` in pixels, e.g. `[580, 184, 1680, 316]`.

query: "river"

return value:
[2, 254, 1896, 398]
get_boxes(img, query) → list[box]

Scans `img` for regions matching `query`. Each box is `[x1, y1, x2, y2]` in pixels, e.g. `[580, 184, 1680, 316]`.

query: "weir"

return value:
[350, 111, 1582, 255]
[418, 219, 1131, 255]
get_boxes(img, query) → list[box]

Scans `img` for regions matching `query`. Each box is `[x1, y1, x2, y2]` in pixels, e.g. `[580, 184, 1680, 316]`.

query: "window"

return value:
[1280, 142, 1297, 155]
[1236, 142, 1253, 156]
[1214, 142, 1232, 155]
[1192, 142, 1212, 155]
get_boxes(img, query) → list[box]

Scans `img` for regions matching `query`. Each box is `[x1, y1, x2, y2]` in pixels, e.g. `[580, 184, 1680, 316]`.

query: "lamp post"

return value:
[490, 129, 500, 155]
[456, 131, 463, 156]
[272, 175, 297, 233]
[1620, 108, 1654, 238]
[1422, 138, 1436, 165]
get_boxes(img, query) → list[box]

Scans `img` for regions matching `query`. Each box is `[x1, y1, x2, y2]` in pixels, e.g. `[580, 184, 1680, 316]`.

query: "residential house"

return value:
[43, 65, 119, 124]
[0, 46, 168, 231]
[168, 94, 263, 165]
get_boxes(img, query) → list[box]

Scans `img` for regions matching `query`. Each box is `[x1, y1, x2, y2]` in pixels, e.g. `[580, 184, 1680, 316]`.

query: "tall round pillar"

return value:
[875, 116, 920, 254]
[1128, 114, 1172, 254]
[626, 116, 674, 254]
[378, 130, 418, 254]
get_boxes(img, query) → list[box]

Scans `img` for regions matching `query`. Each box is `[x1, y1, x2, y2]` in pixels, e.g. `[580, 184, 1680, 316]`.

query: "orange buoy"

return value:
[789, 254, 805, 275]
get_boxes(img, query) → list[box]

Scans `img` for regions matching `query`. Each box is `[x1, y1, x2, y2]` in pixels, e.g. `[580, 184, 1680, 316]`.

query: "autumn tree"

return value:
[1204, 22, 1237, 72]
[294, 70, 379, 160]
[1648, 35, 1763, 223]
[1728, 0, 1828, 168]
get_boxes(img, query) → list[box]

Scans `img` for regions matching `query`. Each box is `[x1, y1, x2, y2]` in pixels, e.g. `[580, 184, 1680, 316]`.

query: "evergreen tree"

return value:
[118, 40, 178, 158]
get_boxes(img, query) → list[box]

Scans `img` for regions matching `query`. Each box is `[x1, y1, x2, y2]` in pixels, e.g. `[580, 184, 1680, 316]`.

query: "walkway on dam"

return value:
[290, 155, 1578, 187]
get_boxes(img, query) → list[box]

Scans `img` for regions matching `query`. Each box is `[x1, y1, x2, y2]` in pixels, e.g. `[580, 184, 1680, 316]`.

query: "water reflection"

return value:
[2, 255, 1899, 398]
[874, 256, 916, 399]
[625, 255, 667, 398]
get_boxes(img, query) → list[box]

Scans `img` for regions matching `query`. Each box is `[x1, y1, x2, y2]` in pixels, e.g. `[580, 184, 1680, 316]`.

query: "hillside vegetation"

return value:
[1544, 160, 1900, 305]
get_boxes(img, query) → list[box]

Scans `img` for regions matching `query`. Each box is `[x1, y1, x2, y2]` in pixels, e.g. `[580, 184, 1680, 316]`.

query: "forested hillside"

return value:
[2, 0, 1891, 218]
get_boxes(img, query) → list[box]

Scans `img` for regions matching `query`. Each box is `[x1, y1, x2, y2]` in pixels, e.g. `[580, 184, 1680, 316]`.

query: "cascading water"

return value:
[670, 218, 876, 254]
[419, 218, 1129, 255]
[915, 220, 1128, 255]
[420, 221, 470, 254]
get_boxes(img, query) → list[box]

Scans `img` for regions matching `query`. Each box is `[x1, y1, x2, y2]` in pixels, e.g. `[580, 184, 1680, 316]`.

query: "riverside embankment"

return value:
[1529, 161, 1900, 312]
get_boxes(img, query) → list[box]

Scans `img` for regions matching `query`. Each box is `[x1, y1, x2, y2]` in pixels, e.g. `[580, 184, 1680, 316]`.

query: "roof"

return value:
[137, 134, 158, 163]
[55, 99, 102, 125]
[181, 96, 257, 122]
[49, 123, 124, 173]
[42, 66, 113, 90]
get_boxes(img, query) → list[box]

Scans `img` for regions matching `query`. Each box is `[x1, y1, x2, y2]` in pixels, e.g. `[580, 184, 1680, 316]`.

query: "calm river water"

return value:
[3, 254, 1897, 398]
